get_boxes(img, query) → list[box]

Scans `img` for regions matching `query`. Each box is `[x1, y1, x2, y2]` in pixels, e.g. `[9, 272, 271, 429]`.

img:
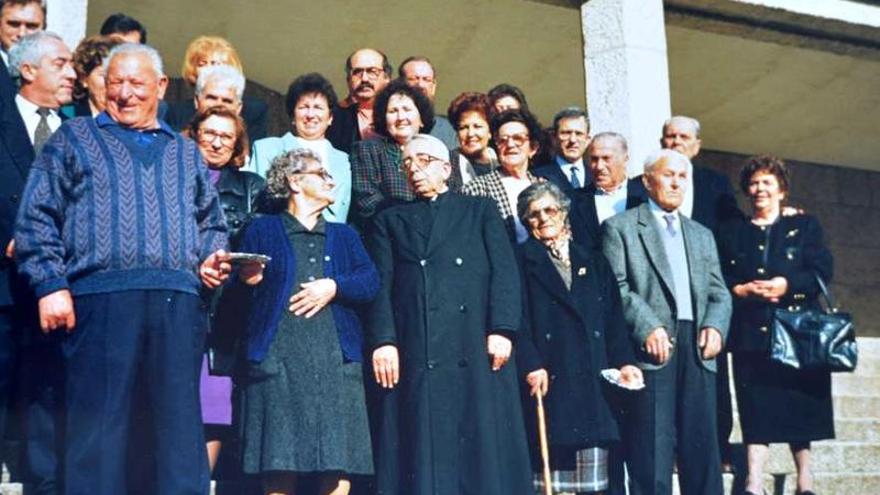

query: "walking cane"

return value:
[536, 392, 553, 495]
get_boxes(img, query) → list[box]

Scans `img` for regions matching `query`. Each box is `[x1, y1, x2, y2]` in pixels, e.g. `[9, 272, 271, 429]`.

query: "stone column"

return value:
[581, 0, 671, 176]
[46, 0, 89, 51]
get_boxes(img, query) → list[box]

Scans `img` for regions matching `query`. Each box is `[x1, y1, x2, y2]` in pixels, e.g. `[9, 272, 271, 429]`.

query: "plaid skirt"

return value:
[532, 447, 608, 494]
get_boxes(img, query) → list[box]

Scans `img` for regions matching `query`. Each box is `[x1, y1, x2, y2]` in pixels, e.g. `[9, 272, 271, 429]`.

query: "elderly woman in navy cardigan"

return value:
[223, 148, 379, 495]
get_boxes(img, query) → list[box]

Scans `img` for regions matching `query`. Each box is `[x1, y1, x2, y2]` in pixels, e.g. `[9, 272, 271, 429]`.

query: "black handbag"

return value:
[770, 274, 858, 372]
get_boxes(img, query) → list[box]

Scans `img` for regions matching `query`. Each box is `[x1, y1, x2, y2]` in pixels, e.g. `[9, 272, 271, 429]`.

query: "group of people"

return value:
[0, 3, 837, 495]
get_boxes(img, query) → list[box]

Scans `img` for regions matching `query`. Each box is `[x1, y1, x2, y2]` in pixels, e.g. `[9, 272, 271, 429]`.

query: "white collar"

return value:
[595, 180, 627, 196]
[555, 154, 583, 170]
[648, 199, 680, 223]
[16, 93, 41, 114]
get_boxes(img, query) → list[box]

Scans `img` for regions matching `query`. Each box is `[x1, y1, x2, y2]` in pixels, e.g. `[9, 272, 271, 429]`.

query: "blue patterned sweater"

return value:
[14, 114, 228, 298]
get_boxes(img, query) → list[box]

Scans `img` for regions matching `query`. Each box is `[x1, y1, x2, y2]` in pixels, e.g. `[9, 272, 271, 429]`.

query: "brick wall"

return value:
[699, 149, 880, 338]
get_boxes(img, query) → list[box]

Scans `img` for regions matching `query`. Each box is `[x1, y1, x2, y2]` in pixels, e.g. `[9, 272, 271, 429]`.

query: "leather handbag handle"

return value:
[814, 273, 837, 312]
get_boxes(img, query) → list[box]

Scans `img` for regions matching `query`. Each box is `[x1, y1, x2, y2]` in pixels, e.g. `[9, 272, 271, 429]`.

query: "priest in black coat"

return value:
[367, 134, 532, 495]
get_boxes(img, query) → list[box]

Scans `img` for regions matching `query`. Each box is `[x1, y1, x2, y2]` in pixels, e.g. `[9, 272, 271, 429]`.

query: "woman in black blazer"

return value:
[515, 182, 642, 494]
[718, 155, 834, 495]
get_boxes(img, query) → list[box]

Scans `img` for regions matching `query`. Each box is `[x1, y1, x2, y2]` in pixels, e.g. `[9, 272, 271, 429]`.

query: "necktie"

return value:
[569, 167, 581, 189]
[33, 107, 52, 155]
[664, 213, 677, 237]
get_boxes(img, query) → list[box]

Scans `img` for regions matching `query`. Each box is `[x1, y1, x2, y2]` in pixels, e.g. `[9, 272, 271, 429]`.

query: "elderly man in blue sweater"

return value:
[14, 43, 231, 495]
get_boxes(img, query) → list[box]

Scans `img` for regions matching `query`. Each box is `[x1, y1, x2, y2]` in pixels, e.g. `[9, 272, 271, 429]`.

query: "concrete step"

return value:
[763, 441, 880, 474]
[731, 416, 880, 443]
[833, 417, 880, 442]
[833, 372, 880, 395]
[671, 471, 880, 495]
[834, 394, 880, 418]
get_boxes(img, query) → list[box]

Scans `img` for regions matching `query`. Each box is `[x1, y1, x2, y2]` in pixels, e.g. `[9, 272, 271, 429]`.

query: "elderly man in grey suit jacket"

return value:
[602, 149, 732, 495]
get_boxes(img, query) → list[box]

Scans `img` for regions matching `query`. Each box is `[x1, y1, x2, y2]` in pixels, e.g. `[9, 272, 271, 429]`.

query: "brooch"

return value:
[577, 267, 587, 276]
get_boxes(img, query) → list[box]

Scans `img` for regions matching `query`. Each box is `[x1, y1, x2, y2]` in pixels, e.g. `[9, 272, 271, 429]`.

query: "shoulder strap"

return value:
[814, 272, 836, 310]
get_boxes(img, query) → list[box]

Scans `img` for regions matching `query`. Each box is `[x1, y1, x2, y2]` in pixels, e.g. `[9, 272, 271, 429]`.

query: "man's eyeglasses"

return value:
[526, 205, 562, 220]
[199, 129, 236, 147]
[350, 67, 384, 79]
[401, 154, 444, 173]
[496, 133, 530, 147]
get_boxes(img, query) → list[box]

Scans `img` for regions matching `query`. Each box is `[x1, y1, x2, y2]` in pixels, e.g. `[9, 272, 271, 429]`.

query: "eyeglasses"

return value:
[350, 67, 384, 79]
[526, 205, 562, 220]
[199, 129, 236, 146]
[401, 153, 444, 173]
[496, 133, 530, 147]
[294, 169, 334, 182]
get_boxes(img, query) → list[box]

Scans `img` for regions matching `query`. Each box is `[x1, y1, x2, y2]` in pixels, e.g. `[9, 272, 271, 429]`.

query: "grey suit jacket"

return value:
[601, 202, 732, 371]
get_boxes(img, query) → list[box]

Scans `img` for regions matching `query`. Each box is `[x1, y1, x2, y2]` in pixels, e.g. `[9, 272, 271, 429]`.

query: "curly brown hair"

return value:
[447, 92, 491, 130]
[186, 106, 250, 168]
[739, 154, 791, 196]
[72, 35, 120, 101]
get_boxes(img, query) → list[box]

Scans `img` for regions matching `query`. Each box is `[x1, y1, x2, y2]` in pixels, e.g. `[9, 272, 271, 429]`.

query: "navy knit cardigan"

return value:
[230, 215, 379, 363]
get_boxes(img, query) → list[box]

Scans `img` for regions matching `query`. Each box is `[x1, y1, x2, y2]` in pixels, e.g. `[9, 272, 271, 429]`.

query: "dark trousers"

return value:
[715, 351, 733, 463]
[624, 321, 722, 495]
[0, 307, 17, 458]
[20, 336, 65, 495]
[62, 290, 209, 495]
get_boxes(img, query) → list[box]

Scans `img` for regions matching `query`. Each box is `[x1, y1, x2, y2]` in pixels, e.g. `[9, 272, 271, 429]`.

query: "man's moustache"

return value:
[356, 82, 374, 91]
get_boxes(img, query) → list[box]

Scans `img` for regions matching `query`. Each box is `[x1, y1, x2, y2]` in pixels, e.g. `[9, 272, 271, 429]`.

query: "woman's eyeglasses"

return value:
[294, 169, 334, 181]
[526, 205, 562, 220]
[198, 129, 236, 147]
[496, 133, 530, 147]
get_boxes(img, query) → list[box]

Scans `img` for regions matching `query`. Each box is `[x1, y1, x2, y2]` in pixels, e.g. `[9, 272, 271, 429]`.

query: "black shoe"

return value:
[796, 492, 816, 495]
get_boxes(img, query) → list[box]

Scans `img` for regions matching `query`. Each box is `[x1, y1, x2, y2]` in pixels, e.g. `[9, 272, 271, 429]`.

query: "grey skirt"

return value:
[240, 307, 373, 476]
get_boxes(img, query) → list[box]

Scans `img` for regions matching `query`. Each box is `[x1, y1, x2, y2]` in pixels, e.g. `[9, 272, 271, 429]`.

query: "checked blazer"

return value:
[350, 137, 413, 232]
[461, 168, 540, 240]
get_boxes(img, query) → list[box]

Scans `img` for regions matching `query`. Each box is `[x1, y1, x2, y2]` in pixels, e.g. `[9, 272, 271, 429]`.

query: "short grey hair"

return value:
[265, 148, 323, 200]
[195, 64, 245, 100]
[643, 149, 692, 175]
[102, 42, 164, 78]
[589, 131, 628, 154]
[662, 115, 701, 138]
[8, 31, 64, 78]
[517, 181, 571, 226]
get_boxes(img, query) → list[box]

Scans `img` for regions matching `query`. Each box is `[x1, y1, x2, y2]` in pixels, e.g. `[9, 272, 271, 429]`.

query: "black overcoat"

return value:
[516, 238, 635, 450]
[367, 192, 532, 495]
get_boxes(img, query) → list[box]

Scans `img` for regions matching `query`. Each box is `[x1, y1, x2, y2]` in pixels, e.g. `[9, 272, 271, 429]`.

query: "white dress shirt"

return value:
[680, 163, 695, 219]
[556, 155, 586, 188]
[594, 180, 628, 224]
[15, 94, 62, 145]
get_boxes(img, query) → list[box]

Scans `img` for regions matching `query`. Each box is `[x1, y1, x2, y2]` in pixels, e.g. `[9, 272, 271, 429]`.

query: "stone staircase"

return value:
[674, 337, 880, 495]
[4, 339, 879, 495]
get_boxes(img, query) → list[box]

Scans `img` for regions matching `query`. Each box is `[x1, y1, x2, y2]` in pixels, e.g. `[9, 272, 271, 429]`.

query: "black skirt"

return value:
[733, 351, 834, 444]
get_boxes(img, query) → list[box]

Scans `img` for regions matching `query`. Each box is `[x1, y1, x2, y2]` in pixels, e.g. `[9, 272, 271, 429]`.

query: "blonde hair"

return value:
[180, 36, 242, 85]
